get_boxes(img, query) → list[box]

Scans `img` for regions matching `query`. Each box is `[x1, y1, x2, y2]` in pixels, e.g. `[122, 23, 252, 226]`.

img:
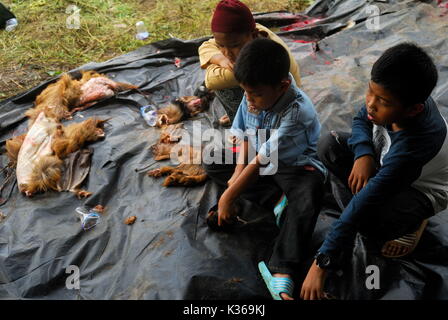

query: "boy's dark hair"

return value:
[371, 42, 438, 106]
[234, 38, 290, 87]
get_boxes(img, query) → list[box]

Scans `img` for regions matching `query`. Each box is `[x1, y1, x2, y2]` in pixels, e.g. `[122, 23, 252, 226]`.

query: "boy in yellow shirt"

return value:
[199, 0, 301, 122]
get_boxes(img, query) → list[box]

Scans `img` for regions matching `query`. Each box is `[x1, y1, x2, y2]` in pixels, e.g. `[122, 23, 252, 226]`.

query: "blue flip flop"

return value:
[273, 194, 288, 227]
[258, 261, 294, 300]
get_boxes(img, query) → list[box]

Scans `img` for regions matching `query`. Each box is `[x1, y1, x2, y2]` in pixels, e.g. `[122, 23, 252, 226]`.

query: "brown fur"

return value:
[13, 117, 107, 197]
[155, 92, 214, 127]
[79, 70, 137, 91]
[19, 155, 64, 196]
[25, 71, 137, 125]
[147, 146, 207, 187]
[12, 70, 120, 197]
[5, 133, 26, 166]
[156, 103, 185, 127]
[25, 73, 82, 125]
[52, 118, 107, 159]
[150, 123, 184, 161]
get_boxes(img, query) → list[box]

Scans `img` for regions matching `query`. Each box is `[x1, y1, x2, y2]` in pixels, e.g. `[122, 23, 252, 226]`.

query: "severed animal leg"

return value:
[5, 133, 26, 167]
[52, 118, 107, 159]
[147, 166, 175, 178]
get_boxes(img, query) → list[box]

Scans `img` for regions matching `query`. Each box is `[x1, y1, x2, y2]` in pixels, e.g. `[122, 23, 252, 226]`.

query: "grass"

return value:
[0, 0, 312, 100]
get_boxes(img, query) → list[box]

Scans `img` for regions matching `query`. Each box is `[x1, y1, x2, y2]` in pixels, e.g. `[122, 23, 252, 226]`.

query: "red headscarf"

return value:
[211, 0, 256, 33]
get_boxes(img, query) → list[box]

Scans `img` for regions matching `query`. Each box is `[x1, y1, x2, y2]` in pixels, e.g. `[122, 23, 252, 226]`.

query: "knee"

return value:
[317, 131, 339, 167]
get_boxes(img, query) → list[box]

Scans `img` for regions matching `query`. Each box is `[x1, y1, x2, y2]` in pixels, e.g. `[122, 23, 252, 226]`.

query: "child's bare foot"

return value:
[273, 273, 294, 300]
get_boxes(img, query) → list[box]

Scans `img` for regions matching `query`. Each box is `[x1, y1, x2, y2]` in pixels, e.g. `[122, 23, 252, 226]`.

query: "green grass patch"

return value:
[0, 0, 312, 99]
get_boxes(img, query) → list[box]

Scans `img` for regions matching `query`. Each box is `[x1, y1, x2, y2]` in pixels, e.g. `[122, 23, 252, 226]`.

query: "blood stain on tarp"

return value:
[166, 230, 174, 239]
[174, 57, 181, 68]
[149, 236, 165, 249]
[281, 18, 323, 31]
[224, 277, 244, 287]
[438, 1, 448, 16]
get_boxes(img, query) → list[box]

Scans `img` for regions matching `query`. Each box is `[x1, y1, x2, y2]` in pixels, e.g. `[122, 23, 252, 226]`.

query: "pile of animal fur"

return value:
[147, 87, 214, 187]
[6, 70, 137, 197]
[154, 86, 214, 127]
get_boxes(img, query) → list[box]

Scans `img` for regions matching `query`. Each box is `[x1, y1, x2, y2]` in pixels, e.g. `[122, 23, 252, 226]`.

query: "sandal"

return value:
[381, 219, 428, 258]
[258, 261, 294, 300]
[273, 194, 288, 227]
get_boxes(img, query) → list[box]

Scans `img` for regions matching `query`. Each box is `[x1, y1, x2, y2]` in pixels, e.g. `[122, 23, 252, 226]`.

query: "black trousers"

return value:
[317, 131, 434, 243]
[214, 87, 244, 122]
[204, 148, 325, 275]
[0, 3, 15, 29]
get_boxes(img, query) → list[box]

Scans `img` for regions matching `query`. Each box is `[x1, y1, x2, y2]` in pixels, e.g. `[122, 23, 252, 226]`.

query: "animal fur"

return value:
[25, 70, 137, 125]
[147, 145, 207, 187]
[6, 69, 131, 198]
[52, 118, 107, 159]
[155, 87, 214, 127]
[150, 123, 184, 161]
[8, 112, 107, 197]
[21, 155, 64, 196]
[5, 133, 26, 167]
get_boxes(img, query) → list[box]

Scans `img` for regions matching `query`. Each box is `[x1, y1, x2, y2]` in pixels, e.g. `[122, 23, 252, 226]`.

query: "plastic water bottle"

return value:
[140, 105, 158, 126]
[5, 18, 18, 32]
[135, 21, 149, 40]
[75, 207, 101, 231]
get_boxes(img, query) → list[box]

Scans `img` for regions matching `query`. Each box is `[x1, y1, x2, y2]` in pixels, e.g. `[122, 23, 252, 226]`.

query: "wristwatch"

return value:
[314, 252, 332, 269]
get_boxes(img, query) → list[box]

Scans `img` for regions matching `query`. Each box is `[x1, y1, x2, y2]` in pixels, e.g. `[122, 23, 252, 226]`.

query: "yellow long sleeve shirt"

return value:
[198, 23, 302, 90]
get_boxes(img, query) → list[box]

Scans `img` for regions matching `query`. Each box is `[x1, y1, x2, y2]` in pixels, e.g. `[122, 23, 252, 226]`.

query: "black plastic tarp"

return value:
[0, 0, 447, 299]
[0, 2, 14, 30]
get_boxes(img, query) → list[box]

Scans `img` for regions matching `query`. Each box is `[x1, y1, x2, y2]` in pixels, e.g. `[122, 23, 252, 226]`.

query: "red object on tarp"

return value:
[281, 17, 322, 31]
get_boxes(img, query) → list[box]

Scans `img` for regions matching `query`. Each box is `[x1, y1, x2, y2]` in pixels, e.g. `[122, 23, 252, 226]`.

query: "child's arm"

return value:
[218, 153, 262, 226]
[347, 106, 376, 193]
[316, 140, 428, 267]
[227, 99, 249, 186]
[198, 39, 239, 90]
[210, 53, 234, 71]
[348, 155, 376, 194]
[300, 260, 327, 300]
[227, 139, 249, 186]
[300, 147, 426, 299]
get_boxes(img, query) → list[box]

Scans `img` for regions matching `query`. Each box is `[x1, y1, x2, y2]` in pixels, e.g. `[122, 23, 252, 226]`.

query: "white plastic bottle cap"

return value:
[5, 18, 18, 32]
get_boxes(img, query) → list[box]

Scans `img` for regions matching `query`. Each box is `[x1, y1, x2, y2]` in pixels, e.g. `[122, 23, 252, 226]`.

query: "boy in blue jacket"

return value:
[204, 38, 326, 300]
[300, 43, 448, 300]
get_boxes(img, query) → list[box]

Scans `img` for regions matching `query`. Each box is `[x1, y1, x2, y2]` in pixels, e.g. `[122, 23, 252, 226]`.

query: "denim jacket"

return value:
[230, 77, 326, 176]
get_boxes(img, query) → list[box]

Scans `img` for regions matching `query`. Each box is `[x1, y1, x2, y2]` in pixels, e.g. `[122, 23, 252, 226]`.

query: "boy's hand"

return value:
[348, 155, 375, 194]
[300, 260, 328, 300]
[217, 192, 237, 226]
[210, 53, 234, 71]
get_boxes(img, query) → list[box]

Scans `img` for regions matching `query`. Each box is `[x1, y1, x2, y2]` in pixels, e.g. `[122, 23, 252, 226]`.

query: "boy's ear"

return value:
[279, 79, 291, 93]
[251, 29, 260, 39]
[406, 103, 424, 117]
